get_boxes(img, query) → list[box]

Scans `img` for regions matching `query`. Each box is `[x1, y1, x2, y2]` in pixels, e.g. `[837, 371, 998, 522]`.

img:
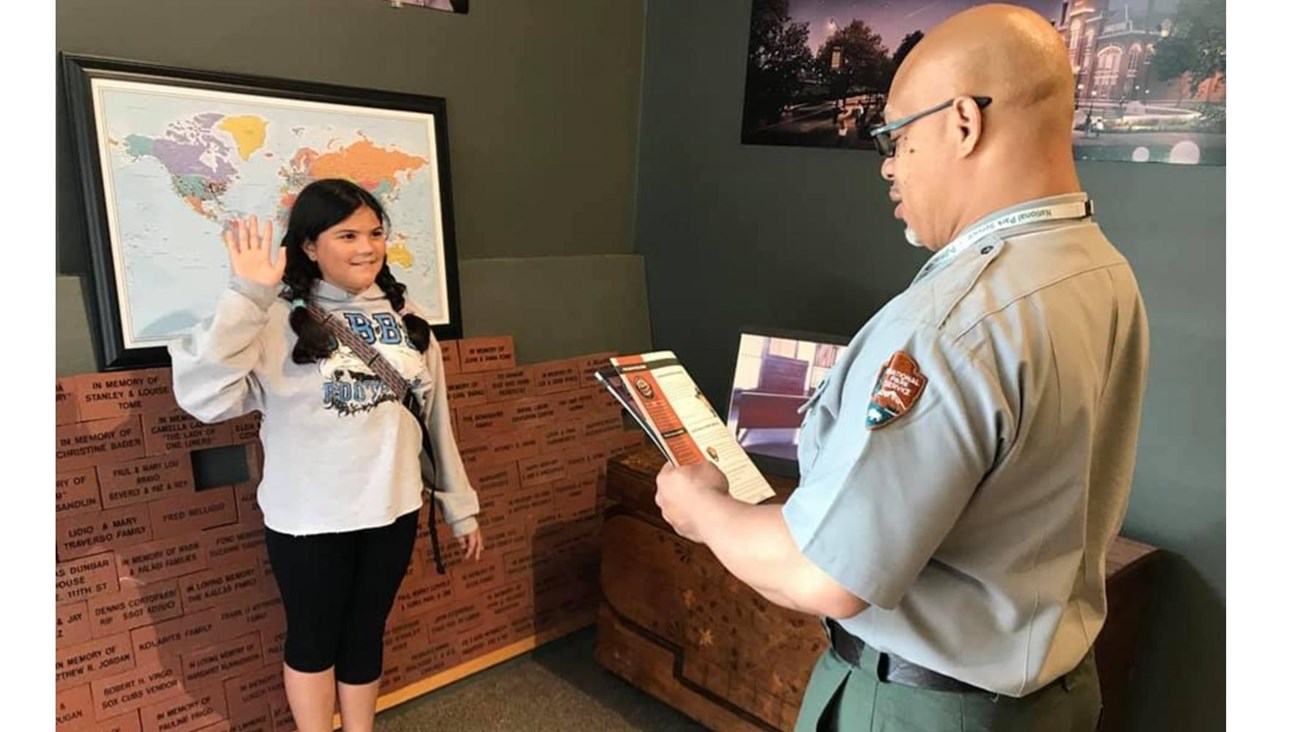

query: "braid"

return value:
[275, 178, 430, 362]
[376, 264, 431, 353]
[283, 250, 336, 365]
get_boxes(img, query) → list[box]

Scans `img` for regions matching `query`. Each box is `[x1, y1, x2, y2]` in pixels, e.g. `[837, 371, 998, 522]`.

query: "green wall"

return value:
[56, 0, 651, 370]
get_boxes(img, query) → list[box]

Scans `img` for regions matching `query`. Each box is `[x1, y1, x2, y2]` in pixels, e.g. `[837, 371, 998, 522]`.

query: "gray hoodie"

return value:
[169, 277, 479, 537]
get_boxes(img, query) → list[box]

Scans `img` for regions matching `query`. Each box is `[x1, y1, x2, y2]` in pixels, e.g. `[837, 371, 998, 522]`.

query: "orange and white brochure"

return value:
[599, 351, 775, 505]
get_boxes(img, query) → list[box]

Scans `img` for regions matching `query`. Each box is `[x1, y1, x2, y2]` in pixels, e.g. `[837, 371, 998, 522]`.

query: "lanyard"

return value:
[914, 195, 1093, 283]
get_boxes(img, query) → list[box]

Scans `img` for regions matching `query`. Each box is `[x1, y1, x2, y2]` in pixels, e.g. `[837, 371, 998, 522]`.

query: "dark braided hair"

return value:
[280, 178, 432, 364]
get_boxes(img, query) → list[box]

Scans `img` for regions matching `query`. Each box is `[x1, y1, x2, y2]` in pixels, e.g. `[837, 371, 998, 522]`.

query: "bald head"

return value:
[891, 4, 1076, 148]
[879, 4, 1082, 252]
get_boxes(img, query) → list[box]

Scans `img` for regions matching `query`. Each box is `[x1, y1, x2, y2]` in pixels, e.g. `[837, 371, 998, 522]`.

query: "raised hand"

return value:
[223, 214, 285, 288]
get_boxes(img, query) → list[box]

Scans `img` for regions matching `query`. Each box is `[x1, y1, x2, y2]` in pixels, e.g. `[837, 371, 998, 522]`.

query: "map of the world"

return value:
[92, 78, 451, 347]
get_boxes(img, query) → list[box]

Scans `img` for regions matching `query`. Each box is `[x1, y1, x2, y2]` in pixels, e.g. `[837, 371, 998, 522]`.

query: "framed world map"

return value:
[61, 54, 462, 369]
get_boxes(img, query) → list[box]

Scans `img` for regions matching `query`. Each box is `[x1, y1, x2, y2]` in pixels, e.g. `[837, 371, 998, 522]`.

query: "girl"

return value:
[170, 178, 482, 732]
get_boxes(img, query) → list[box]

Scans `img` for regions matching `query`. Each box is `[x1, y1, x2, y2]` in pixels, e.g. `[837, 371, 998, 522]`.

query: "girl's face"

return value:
[304, 205, 387, 294]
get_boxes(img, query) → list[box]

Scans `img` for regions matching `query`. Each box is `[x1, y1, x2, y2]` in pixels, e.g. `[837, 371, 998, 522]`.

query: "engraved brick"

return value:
[457, 336, 515, 373]
[228, 704, 270, 732]
[180, 558, 264, 613]
[202, 521, 267, 568]
[57, 600, 93, 648]
[394, 572, 455, 618]
[75, 369, 174, 422]
[401, 640, 459, 682]
[130, 609, 220, 664]
[456, 617, 513, 660]
[532, 359, 582, 396]
[57, 503, 155, 559]
[57, 467, 103, 517]
[483, 518, 531, 557]
[240, 595, 286, 636]
[57, 376, 83, 426]
[518, 455, 566, 488]
[138, 684, 226, 732]
[57, 416, 146, 471]
[143, 410, 235, 457]
[57, 552, 120, 604]
[538, 420, 583, 453]
[379, 660, 405, 695]
[439, 340, 460, 376]
[483, 580, 533, 618]
[87, 580, 184, 639]
[261, 628, 286, 667]
[382, 615, 426, 662]
[553, 470, 600, 522]
[505, 482, 555, 523]
[97, 455, 195, 510]
[445, 372, 489, 408]
[97, 709, 144, 732]
[183, 634, 263, 688]
[233, 483, 260, 523]
[56, 633, 136, 689]
[553, 389, 597, 419]
[91, 661, 184, 723]
[457, 436, 493, 469]
[223, 666, 282, 718]
[474, 489, 509, 538]
[228, 413, 261, 445]
[455, 402, 513, 441]
[564, 443, 612, 476]
[507, 612, 538, 643]
[452, 555, 505, 598]
[426, 601, 483, 640]
[148, 487, 237, 541]
[270, 700, 294, 731]
[466, 462, 520, 498]
[605, 429, 650, 461]
[485, 368, 534, 403]
[582, 413, 624, 439]
[576, 352, 617, 386]
[509, 396, 556, 431]
[486, 430, 540, 466]
[117, 535, 207, 585]
[56, 683, 94, 729]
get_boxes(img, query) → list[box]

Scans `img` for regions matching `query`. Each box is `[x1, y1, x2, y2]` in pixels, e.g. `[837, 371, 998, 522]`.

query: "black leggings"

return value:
[264, 510, 418, 684]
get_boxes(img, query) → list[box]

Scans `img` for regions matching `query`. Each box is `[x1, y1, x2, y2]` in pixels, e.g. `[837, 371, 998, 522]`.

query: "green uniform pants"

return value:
[794, 644, 1101, 732]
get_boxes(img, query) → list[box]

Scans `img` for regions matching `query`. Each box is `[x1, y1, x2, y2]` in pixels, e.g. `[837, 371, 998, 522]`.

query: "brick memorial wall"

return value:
[55, 336, 647, 732]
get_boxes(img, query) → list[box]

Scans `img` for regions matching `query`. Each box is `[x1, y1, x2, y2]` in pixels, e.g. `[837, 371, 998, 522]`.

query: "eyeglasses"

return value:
[868, 96, 992, 157]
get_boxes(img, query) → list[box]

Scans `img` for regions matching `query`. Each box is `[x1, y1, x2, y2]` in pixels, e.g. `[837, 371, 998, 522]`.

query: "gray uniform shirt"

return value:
[782, 194, 1149, 696]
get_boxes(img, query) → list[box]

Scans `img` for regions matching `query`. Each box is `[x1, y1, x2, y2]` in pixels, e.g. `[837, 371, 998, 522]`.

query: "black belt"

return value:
[827, 619, 984, 694]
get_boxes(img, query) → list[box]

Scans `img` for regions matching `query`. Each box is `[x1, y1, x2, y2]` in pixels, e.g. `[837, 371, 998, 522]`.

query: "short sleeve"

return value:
[781, 325, 1011, 609]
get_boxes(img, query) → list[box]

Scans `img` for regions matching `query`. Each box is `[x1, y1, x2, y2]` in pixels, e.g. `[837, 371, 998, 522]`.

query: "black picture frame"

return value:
[60, 53, 463, 370]
[391, 0, 470, 12]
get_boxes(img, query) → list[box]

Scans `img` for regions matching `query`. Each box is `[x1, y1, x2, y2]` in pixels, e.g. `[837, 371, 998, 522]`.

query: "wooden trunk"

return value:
[595, 446, 1161, 732]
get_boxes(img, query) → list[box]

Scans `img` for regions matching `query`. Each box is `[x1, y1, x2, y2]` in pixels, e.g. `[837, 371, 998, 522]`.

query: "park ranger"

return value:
[653, 4, 1150, 730]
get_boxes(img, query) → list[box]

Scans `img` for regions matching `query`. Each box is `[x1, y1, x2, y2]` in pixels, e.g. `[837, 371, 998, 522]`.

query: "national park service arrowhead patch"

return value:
[866, 351, 928, 430]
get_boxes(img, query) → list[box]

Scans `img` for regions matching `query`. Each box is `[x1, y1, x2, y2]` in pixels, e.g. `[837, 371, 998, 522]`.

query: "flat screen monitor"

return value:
[725, 327, 850, 478]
